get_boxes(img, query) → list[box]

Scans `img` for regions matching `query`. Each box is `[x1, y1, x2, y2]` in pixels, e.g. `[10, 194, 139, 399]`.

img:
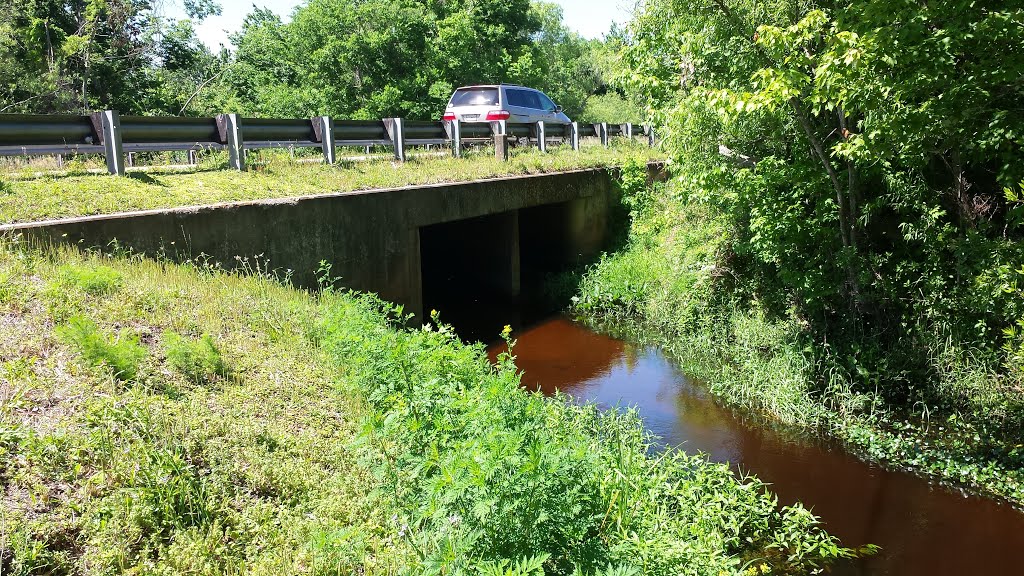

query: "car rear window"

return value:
[450, 88, 499, 106]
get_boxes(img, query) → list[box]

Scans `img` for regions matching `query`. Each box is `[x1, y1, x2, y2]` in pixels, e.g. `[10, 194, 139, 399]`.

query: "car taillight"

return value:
[485, 110, 510, 121]
[442, 112, 456, 121]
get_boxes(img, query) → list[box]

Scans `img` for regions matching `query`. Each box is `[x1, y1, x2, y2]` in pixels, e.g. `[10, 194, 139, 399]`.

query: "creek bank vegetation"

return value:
[575, 0, 1024, 503]
[1, 241, 853, 574]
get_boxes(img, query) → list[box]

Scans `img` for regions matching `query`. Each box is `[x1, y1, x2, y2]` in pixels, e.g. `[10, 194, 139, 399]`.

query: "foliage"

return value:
[0, 0, 225, 114]
[220, 0, 614, 120]
[616, 157, 655, 219]
[1, 243, 402, 574]
[477, 553, 549, 576]
[56, 263, 122, 295]
[577, 93, 643, 125]
[1, 0, 632, 121]
[0, 241, 852, 574]
[55, 315, 147, 381]
[163, 332, 229, 384]
[621, 0, 1024, 427]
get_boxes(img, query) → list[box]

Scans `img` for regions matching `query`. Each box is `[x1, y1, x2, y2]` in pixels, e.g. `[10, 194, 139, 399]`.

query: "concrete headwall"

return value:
[2, 168, 626, 321]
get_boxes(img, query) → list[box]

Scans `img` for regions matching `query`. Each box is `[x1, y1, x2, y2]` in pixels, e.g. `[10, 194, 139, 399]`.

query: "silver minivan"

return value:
[442, 84, 572, 125]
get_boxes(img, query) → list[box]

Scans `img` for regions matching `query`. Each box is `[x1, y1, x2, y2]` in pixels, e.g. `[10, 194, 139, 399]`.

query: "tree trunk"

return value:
[790, 98, 862, 307]
[790, 98, 851, 249]
[838, 109, 861, 247]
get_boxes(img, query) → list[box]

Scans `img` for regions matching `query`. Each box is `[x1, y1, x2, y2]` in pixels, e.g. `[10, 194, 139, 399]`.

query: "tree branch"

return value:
[178, 67, 230, 115]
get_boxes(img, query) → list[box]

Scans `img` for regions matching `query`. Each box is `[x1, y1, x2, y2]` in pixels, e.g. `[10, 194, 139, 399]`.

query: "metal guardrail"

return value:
[0, 111, 656, 175]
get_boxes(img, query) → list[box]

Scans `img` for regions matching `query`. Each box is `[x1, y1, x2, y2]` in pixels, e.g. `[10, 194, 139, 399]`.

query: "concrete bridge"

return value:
[2, 167, 652, 322]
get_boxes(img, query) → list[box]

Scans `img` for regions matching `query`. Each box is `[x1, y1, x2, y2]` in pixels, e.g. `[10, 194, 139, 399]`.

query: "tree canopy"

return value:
[0, 0, 638, 121]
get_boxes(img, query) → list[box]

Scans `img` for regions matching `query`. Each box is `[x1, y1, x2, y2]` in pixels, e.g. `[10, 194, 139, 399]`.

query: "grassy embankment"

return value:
[0, 142, 660, 225]
[0, 239, 853, 574]
[574, 160, 1024, 505]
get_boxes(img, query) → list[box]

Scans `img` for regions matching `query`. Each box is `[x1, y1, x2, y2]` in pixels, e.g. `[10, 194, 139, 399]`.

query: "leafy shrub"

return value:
[616, 157, 653, 218]
[163, 332, 229, 384]
[56, 316, 147, 381]
[577, 93, 643, 125]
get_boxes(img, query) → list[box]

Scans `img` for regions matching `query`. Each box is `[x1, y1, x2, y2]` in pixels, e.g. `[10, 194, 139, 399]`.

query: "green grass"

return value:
[0, 242, 405, 574]
[0, 238, 852, 574]
[0, 142, 660, 224]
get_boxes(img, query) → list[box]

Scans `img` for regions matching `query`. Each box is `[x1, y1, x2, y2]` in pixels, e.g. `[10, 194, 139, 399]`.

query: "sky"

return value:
[163, 0, 635, 51]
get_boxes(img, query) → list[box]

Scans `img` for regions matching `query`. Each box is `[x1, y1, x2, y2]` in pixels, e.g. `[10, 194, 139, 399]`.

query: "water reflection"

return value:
[488, 316, 1024, 576]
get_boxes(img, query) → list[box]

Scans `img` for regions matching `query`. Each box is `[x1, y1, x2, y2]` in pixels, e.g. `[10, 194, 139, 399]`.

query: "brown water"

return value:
[486, 316, 1024, 576]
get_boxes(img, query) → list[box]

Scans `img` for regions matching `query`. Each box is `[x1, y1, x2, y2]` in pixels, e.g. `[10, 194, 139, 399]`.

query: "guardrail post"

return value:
[494, 134, 509, 161]
[385, 118, 406, 162]
[570, 122, 580, 151]
[646, 125, 656, 147]
[535, 121, 546, 153]
[314, 115, 336, 164]
[600, 122, 609, 147]
[216, 113, 245, 170]
[490, 121, 509, 161]
[188, 150, 197, 165]
[622, 123, 633, 140]
[91, 110, 125, 175]
[450, 119, 462, 158]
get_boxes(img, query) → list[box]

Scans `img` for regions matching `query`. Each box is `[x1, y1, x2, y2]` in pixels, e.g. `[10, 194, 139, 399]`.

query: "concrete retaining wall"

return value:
[2, 167, 629, 321]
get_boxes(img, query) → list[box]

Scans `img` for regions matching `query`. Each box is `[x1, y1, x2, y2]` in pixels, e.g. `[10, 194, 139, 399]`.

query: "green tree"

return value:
[0, 0, 228, 115]
[625, 0, 1024, 384]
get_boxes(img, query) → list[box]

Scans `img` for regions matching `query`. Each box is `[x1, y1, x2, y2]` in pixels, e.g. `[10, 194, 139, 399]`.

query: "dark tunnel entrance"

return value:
[518, 201, 575, 307]
[419, 201, 581, 343]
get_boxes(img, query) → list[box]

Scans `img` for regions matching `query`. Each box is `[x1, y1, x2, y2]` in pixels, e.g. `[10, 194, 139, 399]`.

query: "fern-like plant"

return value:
[476, 553, 550, 576]
[56, 316, 147, 381]
[163, 332, 229, 384]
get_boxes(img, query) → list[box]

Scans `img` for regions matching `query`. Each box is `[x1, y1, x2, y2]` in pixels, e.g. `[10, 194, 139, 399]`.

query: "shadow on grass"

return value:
[127, 172, 168, 186]
[1, 163, 227, 183]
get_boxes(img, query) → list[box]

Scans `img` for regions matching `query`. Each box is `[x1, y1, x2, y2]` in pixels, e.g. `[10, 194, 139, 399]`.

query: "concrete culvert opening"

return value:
[419, 210, 522, 342]
[419, 199, 597, 343]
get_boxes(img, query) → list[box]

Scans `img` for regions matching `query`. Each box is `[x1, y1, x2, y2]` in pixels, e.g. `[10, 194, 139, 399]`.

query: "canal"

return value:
[482, 316, 1024, 576]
